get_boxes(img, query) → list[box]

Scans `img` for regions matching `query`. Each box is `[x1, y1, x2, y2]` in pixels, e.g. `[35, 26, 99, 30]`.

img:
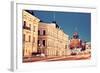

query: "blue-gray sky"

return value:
[26, 10, 91, 42]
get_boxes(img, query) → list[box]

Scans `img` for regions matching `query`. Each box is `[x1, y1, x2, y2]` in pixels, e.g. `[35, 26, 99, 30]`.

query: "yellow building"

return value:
[38, 22, 69, 56]
[22, 10, 40, 58]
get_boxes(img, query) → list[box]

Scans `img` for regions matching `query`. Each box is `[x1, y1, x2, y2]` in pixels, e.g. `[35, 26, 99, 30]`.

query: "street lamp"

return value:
[39, 43, 45, 57]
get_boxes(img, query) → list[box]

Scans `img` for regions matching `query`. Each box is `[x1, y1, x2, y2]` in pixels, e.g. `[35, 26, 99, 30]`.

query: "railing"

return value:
[23, 26, 31, 30]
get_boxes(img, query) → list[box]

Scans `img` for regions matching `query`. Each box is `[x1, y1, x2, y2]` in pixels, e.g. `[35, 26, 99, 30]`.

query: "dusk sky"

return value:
[27, 10, 91, 42]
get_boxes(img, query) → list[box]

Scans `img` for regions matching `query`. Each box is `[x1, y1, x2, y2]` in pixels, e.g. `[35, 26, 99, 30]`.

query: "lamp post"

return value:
[39, 43, 45, 57]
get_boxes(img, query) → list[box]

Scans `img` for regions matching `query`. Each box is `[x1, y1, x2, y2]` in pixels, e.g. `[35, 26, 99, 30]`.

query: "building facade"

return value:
[22, 10, 40, 58]
[38, 22, 69, 56]
[85, 42, 91, 54]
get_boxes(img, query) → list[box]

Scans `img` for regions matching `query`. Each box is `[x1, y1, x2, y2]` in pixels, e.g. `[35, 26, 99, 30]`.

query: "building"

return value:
[85, 42, 91, 54]
[38, 22, 69, 56]
[22, 10, 40, 58]
[69, 32, 82, 55]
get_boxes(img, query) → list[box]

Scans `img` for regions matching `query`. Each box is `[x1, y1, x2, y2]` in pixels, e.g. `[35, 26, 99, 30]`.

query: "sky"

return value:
[26, 10, 91, 42]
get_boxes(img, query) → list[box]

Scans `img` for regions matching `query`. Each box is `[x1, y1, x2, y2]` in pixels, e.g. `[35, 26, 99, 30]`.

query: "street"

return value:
[23, 53, 91, 63]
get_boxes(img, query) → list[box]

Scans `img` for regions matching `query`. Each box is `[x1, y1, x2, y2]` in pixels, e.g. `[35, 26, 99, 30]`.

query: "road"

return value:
[23, 53, 91, 63]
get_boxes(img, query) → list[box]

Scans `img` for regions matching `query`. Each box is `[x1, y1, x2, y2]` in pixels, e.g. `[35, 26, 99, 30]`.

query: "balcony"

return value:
[23, 26, 31, 30]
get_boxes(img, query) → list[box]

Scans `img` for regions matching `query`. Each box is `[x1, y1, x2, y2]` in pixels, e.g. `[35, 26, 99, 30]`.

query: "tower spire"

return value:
[73, 25, 79, 39]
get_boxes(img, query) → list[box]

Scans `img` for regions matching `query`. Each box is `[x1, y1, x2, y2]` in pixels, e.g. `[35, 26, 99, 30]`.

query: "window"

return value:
[26, 49, 27, 53]
[29, 35, 31, 42]
[43, 30, 46, 35]
[23, 34, 25, 42]
[23, 21, 26, 28]
[43, 40, 45, 46]
[23, 21, 30, 30]
[29, 24, 31, 30]
[33, 37, 35, 43]
[38, 40, 40, 45]
[33, 26, 35, 32]
[38, 30, 40, 35]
